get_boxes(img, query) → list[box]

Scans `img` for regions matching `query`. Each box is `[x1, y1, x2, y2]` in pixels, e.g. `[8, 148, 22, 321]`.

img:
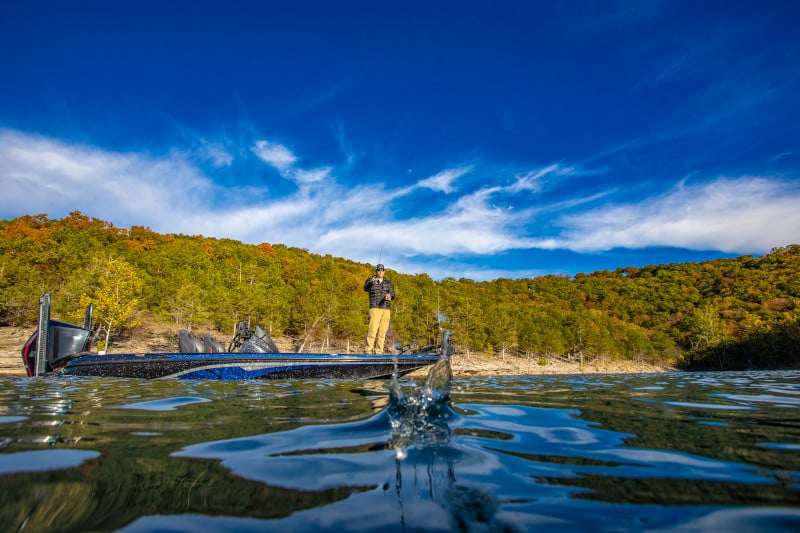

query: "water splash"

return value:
[384, 335, 517, 531]
[388, 332, 453, 460]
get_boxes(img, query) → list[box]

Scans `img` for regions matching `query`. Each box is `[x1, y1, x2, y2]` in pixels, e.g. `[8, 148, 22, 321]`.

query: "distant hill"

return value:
[2, 212, 798, 370]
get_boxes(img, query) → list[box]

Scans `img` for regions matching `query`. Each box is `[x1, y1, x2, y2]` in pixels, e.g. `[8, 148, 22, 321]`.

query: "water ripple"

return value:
[113, 396, 212, 411]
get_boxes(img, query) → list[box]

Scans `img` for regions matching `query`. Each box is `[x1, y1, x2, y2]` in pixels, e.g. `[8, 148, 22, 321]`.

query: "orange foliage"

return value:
[0, 215, 52, 242]
[126, 239, 157, 252]
[762, 298, 793, 312]
[256, 243, 276, 255]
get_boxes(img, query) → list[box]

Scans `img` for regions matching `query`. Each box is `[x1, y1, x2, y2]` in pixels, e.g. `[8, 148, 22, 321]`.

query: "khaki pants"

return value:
[366, 308, 391, 354]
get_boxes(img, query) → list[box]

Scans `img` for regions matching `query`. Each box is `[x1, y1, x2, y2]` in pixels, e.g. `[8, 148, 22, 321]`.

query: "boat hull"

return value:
[58, 352, 440, 380]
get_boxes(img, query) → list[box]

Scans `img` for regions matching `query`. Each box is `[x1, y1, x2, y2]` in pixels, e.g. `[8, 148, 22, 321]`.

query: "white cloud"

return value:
[293, 167, 331, 185]
[507, 168, 547, 193]
[252, 140, 297, 172]
[0, 129, 214, 227]
[317, 185, 533, 263]
[553, 177, 800, 253]
[503, 162, 588, 195]
[417, 167, 471, 193]
[251, 140, 332, 189]
[198, 141, 233, 167]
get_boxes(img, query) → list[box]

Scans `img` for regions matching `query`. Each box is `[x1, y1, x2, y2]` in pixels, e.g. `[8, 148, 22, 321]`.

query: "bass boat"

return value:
[21, 294, 448, 380]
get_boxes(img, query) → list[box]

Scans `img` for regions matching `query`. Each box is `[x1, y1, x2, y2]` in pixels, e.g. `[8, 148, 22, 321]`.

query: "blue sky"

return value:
[1, 1, 798, 281]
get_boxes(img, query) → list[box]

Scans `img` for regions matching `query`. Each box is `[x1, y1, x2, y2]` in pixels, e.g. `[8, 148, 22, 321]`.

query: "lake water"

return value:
[1, 361, 799, 532]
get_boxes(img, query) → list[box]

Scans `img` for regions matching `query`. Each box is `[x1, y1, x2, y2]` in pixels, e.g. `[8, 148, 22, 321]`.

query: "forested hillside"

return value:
[1, 212, 798, 370]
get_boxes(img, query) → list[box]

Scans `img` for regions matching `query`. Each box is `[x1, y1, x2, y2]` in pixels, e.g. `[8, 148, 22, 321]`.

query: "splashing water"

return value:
[389, 354, 453, 460]
[385, 338, 509, 531]
[388, 331, 454, 460]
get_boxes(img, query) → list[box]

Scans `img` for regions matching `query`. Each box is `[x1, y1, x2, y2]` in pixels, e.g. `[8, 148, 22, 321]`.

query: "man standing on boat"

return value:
[364, 263, 395, 354]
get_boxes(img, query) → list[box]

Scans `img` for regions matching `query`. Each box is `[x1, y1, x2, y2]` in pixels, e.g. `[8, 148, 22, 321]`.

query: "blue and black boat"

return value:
[21, 294, 447, 380]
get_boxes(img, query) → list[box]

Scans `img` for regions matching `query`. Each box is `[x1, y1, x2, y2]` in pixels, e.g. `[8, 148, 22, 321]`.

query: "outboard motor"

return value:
[21, 294, 93, 377]
[178, 330, 207, 353]
[203, 334, 226, 353]
[176, 330, 227, 353]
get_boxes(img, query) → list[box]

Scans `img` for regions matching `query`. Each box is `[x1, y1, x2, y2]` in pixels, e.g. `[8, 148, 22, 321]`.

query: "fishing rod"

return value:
[374, 243, 388, 295]
[372, 244, 385, 283]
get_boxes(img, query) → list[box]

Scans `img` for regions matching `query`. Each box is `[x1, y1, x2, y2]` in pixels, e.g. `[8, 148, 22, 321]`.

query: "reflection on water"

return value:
[0, 368, 798, 531]
[0, 449, 100, 475]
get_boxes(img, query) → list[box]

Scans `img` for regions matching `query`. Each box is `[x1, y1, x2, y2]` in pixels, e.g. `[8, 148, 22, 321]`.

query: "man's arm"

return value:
[387, 280, 396, 300]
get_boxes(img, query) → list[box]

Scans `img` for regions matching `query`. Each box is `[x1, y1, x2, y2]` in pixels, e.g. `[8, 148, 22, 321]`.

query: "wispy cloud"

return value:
[252, 139, 333, 189]
[505, 163, 584, 194]
[417, 167, 471, 193]
[293, 167, 331, 185]
[196, 140, 234, 168]
[553, 177, 800, 253]
[252, 140, 297, 172]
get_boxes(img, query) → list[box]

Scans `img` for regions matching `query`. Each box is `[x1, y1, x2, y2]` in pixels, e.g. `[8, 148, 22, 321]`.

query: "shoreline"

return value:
[0, 325, 675, 377]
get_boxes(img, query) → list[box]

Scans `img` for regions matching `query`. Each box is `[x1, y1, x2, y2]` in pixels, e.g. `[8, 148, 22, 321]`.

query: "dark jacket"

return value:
[364, 276, 395, 309]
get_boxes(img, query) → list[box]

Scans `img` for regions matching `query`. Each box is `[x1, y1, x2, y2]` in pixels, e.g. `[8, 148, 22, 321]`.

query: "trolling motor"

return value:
[21, 293, 94, 377]
[226, 320, 254, 352]
[226, 321, 280, 353]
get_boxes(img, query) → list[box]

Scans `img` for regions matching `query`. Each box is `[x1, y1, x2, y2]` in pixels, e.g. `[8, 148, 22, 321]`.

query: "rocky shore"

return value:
[0, 325, 674, 377]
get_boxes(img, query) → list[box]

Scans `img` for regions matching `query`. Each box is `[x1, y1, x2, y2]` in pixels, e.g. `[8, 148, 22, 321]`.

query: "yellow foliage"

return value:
[79, 258, 143, 348]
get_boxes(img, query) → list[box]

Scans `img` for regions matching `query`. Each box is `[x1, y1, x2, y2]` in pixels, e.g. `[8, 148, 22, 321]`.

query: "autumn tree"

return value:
[78, 258, 143, 351]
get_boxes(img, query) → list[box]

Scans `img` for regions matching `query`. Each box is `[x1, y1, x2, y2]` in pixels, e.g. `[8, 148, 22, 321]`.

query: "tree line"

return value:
[1, 212, 798, 370]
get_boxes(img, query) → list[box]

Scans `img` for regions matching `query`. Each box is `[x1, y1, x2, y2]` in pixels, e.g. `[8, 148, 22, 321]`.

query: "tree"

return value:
[79, 259, 143, 351]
